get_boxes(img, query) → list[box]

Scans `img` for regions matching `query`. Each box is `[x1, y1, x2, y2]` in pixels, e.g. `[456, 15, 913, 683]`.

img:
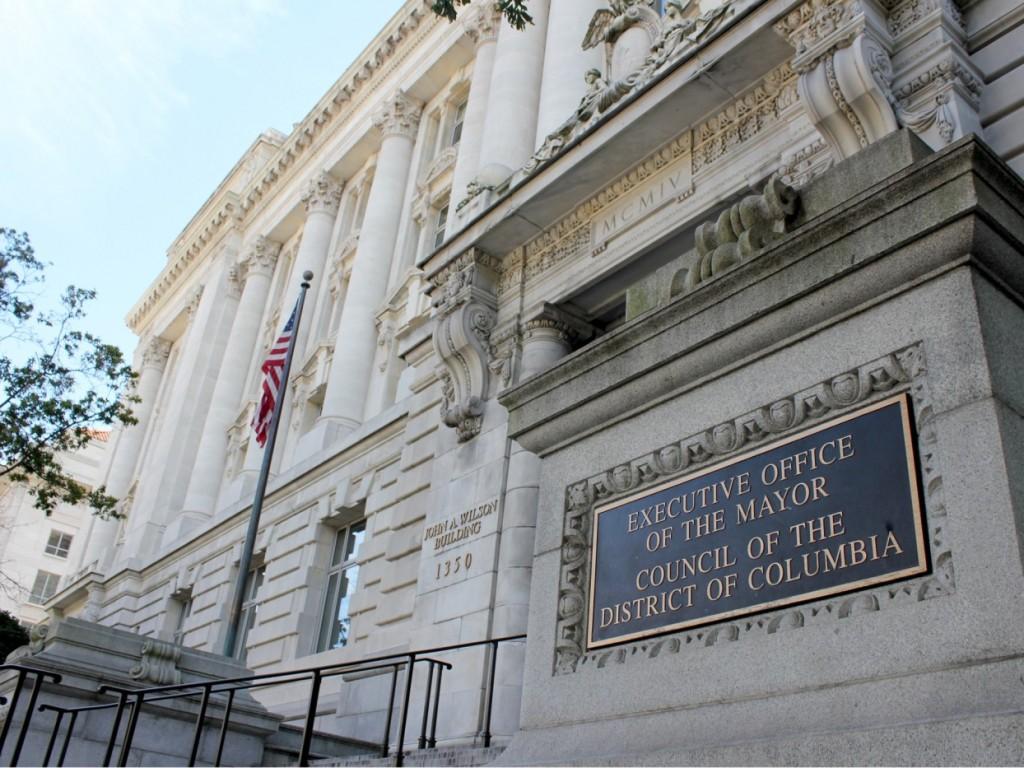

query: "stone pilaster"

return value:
[319, 90, 422, 432]
[181, 237, 281, 517]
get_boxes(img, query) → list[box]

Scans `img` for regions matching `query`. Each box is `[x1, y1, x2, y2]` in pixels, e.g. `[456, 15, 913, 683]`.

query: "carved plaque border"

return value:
[554, 343, 953, 675]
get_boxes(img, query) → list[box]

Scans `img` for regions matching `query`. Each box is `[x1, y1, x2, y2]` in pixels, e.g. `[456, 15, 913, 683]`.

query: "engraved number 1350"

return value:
[436, 552, 472, 580]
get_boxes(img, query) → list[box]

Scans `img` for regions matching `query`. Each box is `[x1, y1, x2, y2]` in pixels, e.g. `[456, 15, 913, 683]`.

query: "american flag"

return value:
[251, 303, 297, 447]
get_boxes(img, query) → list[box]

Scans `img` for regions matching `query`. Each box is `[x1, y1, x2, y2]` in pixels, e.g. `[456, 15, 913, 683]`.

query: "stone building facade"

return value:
[31, 0, 1024, 762]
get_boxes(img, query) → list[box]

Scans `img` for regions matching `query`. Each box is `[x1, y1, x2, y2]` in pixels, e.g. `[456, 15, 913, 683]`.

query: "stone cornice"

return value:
[126, 0, 438, 335]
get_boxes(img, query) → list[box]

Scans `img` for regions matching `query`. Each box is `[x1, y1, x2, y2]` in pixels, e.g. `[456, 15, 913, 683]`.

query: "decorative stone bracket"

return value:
[776, 0, 900, 160]
[776, 0, 982, 157]
[431, 249, 502, 442]
[129, 638, 183, 685]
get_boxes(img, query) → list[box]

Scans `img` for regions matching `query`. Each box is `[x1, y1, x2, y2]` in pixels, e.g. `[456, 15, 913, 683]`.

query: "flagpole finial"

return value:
[302, 271, 314, 288]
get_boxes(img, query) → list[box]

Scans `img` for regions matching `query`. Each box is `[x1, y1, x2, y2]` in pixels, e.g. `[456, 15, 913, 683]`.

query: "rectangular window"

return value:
[433, 203, 449, 250]
[44, 530, 74, 559]
[449, 101, 467, 147]
[28, 571, 60, 604]
[317, 520, 366, 651]
[234, 563, 265, 663]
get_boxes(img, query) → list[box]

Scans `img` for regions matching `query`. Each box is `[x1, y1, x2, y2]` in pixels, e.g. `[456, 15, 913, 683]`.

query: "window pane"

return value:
[29, 570, 59, 604]
[345, 521, 366, 561]
[45, 531, 73, 558]
[330, 528, 347, 567]
[317, 572, 342, 651]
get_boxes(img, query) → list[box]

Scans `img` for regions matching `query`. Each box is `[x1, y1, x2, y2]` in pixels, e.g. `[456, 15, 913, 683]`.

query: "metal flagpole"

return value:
[222, 270, 314, 659]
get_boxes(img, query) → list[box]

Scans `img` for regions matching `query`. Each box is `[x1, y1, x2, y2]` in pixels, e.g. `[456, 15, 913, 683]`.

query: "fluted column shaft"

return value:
[534, 0, 606, 145]
[477, 0, 550, 180]
[182, 238, 279, 515]
[321, 91, 421, 429]
[79, 338, 170, 571]
[449, 3, 501, 218]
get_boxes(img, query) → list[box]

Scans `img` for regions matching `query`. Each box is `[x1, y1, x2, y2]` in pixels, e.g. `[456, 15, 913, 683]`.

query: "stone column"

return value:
[320, 90, 422, 432]
[520, 303, 593, 378]
[79, 337, 171, 571]
[476, 0, 550, 186]
[534, 0, 606, 146]
[181, 237, 280, 517]
[290, 172, 344, 360]
[449, 2, 502, 221]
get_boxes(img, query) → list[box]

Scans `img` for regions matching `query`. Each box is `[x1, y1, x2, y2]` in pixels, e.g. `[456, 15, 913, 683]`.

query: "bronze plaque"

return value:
[588, 393, 928, 649]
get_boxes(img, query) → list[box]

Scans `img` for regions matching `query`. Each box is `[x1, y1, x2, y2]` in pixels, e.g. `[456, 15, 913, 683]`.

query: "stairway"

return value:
[309, 744, 506, 767]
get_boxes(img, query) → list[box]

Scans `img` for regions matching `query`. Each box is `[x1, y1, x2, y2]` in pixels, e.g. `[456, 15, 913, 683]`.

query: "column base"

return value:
[161, 512, 211, 550]
[292, 416, 360, 464]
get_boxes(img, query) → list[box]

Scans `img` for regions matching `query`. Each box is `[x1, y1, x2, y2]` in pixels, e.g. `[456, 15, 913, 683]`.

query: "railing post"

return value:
[418, 662, 434, 749]
[395, 654, 416, 768]
[298, 671, 322, 766]
[10, 671, 44, 766]
[56, 711, 77, 768]
[482, 640, 499, 749]
[116, 694, 143, 768]
[102, 691, 128, 768]
[42, 708, 64, 766]
[0, 669, 27, 760]
[214, 688, 235, 767]
[188, 685, 211, 767]
[382, 665, 398, 758]
[428, 666, 443, 749]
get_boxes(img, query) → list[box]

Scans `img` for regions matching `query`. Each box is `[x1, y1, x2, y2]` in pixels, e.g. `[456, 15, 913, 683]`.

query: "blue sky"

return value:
[0, 0, 406, 357]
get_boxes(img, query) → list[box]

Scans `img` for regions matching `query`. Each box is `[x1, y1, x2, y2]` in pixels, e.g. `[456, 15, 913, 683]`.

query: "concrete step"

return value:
[309, 744, 506, 767]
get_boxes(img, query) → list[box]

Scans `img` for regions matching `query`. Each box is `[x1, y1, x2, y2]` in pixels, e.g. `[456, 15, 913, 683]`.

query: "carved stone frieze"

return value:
[431, 249, 501, 442]
[301, 171, 344, 215]
[129, 638, 183, 685]
[554, 344, 953, 674]
[372, 90, 423, 140]
[680, 175, 799, 293]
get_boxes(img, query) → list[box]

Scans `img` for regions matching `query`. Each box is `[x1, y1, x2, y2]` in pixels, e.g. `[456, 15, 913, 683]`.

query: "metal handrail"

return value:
[16, 634, 525, 767]
[0, 665, 62, 767]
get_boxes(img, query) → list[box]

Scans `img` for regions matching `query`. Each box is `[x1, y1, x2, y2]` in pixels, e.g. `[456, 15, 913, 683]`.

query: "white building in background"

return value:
[0, 434, 110, 627]
[25, 0, 1024, 760]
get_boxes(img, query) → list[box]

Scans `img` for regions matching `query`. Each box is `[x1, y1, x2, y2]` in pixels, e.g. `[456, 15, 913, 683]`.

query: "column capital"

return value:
[240, 235, 281, 279]
[141, 337, 172, 370]
[301, 171, 344, 215]
[462, 1, 502, 46]
[523, 303, 595, 346]
[372, 90, 423, 140]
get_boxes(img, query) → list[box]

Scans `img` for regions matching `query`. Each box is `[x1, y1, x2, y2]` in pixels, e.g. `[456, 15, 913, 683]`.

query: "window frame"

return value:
[433, 202, 449, 250]
[44, 530, 74, 559]
[316, 519, 366, 652]
[28, 570, 61, 605]
[233, 561, 266, 663]
[449, 100, 467, 147]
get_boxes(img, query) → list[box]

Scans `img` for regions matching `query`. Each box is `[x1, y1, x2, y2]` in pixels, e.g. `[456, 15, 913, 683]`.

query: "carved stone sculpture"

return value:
[129, 638, 183, 685]
[682, 175, 799, 292]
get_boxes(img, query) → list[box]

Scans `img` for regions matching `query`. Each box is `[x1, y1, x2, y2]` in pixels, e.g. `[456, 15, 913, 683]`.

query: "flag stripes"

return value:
[251, 303, 297, 447]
